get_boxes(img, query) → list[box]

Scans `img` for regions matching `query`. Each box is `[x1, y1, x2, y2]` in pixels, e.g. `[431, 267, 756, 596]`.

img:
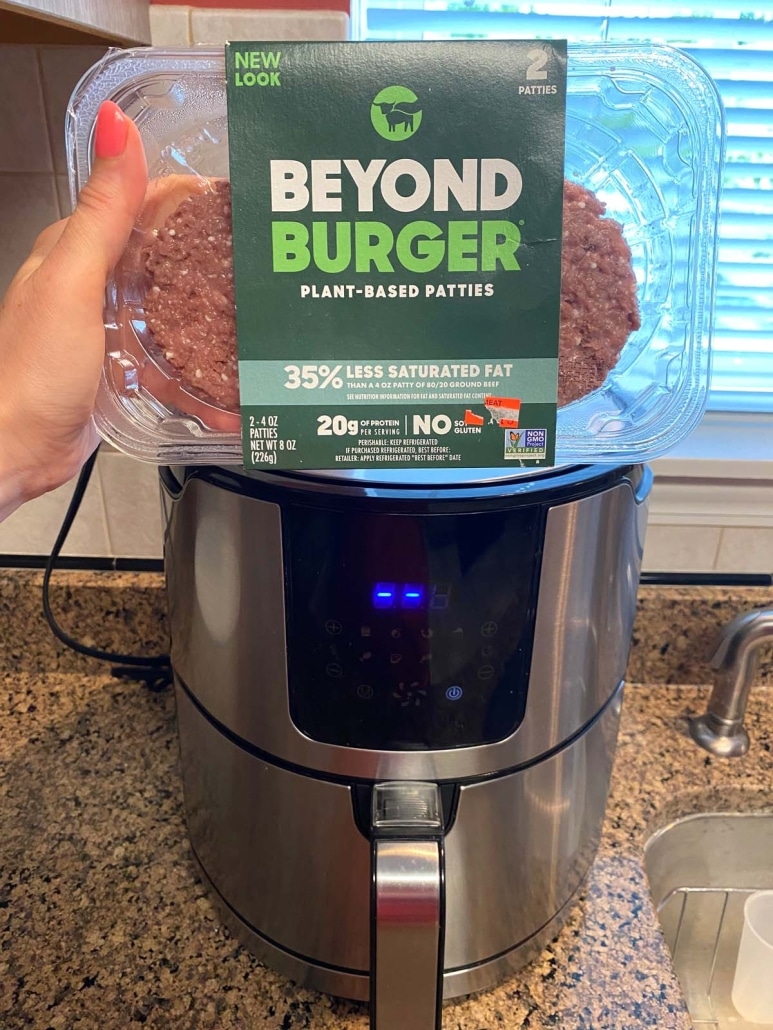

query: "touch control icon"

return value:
[446, 685, 463, 701]
[325, 662, 343, 678]
[325, 620, 343, 636]
[481, 621, 498, 637]
[357, 684, 374, 700]
[394, 681, 427, 707]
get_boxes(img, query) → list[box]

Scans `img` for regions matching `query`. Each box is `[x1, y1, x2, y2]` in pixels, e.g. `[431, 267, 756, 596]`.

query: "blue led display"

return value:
[372, 582, 397, 609]
[401, 584, 424, 609]
[371, 582, 449, 610]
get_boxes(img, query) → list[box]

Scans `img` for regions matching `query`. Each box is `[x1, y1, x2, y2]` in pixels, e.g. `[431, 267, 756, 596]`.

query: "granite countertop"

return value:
[1, 572, 772, 1029]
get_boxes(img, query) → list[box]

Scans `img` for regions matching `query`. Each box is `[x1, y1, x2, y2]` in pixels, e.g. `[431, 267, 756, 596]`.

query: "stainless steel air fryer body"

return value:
[161, 463, 650, 1024]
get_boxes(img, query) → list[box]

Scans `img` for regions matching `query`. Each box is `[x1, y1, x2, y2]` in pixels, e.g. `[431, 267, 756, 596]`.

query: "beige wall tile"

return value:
[715, 528, 773, 575]
[191, 9, 349, 43]
[150, 5, 192, 45]
[641, 524, 722, 573]
[98, 451, 164, 560]
[648, 474, 773, 529]
[38, 45, 108, 175]
[0, 172, 60, 296]
[0, 45, 52, 173]
[0, 470, 110, 557]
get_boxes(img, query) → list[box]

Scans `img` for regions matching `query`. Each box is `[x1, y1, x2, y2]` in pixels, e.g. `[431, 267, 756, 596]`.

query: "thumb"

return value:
[48, 101, 148, 288]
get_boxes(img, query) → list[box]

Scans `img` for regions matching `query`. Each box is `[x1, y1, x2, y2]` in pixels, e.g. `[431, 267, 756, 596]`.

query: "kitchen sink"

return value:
[645, 813, 773, 1029]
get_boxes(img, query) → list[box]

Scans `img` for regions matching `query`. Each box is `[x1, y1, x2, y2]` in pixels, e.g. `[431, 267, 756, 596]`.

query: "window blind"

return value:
[354, 1, 773, 413]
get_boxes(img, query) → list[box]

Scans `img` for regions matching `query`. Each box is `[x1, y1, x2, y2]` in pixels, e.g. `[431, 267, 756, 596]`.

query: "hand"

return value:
[0, 100, 147, 520]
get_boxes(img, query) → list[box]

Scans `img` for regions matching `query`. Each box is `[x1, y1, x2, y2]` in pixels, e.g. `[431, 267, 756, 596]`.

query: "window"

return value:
[354, 1, 773, 414]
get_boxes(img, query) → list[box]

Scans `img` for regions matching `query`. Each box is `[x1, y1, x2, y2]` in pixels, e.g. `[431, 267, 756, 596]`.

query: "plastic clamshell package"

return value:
[67, 44, 723, 468]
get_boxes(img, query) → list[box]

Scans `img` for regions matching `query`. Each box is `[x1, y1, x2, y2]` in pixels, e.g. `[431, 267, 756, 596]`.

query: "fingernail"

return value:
[94, 101, 129, 160]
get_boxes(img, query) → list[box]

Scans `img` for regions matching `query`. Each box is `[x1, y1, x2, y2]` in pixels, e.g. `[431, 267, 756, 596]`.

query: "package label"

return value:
[225, 41, 567, 470]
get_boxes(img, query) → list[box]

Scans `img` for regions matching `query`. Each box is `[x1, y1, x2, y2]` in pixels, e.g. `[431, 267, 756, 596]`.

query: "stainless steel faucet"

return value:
[689, 608, 773, 758]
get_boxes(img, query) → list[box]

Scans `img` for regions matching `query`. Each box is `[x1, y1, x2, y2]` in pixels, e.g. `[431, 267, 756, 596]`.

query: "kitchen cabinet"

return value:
[0, 0, 150, 45]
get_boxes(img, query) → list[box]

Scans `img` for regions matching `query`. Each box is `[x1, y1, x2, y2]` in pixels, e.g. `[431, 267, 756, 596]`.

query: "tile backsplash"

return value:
[0, 43, 107, 304]
[149, 3, 349, 45]
[5, 457, 772, 570]
[0, 47, 53, 175]
[0, 33, 770, 573]
[0, 449, 162, 560]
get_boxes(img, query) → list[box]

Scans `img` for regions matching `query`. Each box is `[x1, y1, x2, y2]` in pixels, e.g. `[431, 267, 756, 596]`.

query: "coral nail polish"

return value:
[94, 101, 128, 159]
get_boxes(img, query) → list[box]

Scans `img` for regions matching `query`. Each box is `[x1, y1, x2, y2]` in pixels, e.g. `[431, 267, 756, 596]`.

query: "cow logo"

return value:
[370, 86, 422, 141]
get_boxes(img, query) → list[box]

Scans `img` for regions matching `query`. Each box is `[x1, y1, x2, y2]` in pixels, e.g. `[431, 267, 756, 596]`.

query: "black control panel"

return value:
[283, 504, 543, 751]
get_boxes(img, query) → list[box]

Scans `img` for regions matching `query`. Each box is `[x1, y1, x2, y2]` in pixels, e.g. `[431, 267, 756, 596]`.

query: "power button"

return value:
[446, 685, 463, 701]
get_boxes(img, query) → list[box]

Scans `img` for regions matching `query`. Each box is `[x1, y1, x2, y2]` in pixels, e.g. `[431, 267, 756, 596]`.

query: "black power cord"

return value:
[42, 447, 172, 692]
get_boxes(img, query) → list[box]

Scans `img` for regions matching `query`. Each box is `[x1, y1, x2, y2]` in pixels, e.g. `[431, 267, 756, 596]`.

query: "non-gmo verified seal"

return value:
[370, 86, 423, 141]
[504, 428, 547, 460]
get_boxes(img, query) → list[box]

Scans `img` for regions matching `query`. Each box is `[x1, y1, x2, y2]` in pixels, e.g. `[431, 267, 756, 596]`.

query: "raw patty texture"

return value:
[143, 180, 239, 409]
[143, 179, 639, 410]
[558, 180, 640, 406]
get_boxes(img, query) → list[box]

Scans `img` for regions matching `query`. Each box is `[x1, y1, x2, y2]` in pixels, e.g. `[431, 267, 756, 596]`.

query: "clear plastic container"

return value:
[732, 891, 773, 1024]
[67, 43, 723, 466]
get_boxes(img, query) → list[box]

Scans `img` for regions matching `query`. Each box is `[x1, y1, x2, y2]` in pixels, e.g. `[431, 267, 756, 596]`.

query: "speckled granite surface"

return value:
[629, 586, 773, 687]
[2, 570, 771, 683]
[0, 571, 169, 676]
[1, 571, 772, 1029]
[7, 672, 772, 1029]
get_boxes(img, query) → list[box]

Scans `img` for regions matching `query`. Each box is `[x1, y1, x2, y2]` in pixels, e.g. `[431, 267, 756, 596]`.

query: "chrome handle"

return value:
[371, 782, 444, 1030]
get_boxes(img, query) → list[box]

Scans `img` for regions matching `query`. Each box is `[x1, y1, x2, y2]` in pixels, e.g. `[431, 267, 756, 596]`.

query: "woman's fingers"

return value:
[45, 101, 148, 297]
